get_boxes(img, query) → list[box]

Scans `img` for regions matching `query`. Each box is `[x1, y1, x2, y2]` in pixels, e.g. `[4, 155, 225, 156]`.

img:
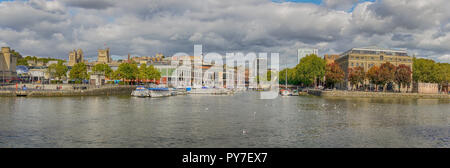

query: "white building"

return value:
[297, 48, 318, 63]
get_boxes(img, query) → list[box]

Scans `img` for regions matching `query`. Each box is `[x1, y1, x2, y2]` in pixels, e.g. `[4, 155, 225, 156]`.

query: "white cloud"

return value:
[437, 55, 450, 63]
[0, 0, 449, 65]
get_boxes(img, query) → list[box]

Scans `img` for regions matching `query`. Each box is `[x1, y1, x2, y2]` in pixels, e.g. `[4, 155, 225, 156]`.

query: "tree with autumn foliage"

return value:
[367, 66, 382, 91]
[394, 64, 412, 92]
[348, 66, 365, 90]
[378, 62, 396, 91]
[325, 63, 344, 89]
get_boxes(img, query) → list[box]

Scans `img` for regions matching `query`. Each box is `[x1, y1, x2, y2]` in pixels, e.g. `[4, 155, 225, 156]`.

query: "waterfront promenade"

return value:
[307, 90, 450, 99]
[0, 84, 136, 97]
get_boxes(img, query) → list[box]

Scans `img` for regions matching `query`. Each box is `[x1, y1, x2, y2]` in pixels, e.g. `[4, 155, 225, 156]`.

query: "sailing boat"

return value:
[281, 61, 292, 96]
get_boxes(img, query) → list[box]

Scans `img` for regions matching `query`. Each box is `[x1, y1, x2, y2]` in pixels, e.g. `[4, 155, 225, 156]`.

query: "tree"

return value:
[394, 64, 412, 92]
[69, 62, 88, 82]
[413, 58, 439, 83]
[348, 66, 365, 90]
[325, 63, 344, 89]
[379, 62, 396, 91]
[267, 70, 272, 82]
[92, 63, 112, 78]
[115, 63, 139, 84]
[17, 59, 28, 66]
[137, 64, 161, 83]
[47, 62, 68, 80]
[436, 63, 450, 92]
[148, 65, 161, 81]
[367, 66, 382, 91]
[295, 54, 326, 87]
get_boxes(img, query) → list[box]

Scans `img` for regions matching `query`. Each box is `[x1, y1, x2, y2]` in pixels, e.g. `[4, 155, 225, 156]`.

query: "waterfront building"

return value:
[131, 53, 168, 64]
[153, 64, 177, 86]
[298, 48, 318, 63]
[89, 73, 106, 86]
[68, 49, 84, 66]
[224, 65, 236, 89]
[234, 66, 246, 89]
[324, 54, 339, 64]
[97, 48, 111, 64]
[28, 66, 49, 82]
[253, 57, 267, 88]
[0, 47, 18, 82]
[202, 64, 223, 88]
[335, 46, 413, 90]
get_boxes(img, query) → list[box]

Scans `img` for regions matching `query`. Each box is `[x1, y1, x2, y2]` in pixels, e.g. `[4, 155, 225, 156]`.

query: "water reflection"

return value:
[0, 93, 448, 148]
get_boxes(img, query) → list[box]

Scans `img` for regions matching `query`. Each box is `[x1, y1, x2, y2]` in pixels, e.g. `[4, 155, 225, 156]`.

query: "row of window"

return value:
[350, 62, 411, 68]
[351, 50, 408, 56]
[350, 56, 411, 62]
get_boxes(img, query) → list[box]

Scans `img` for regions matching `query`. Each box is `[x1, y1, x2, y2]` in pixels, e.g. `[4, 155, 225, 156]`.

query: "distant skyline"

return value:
[1, 0, 449, 68]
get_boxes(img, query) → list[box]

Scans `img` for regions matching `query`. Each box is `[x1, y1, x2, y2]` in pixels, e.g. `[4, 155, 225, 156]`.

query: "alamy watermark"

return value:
[169, 45, 279, 99]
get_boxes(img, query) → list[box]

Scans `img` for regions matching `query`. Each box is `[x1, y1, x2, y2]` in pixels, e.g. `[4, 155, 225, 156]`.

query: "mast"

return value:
[285, 62, 287, 90]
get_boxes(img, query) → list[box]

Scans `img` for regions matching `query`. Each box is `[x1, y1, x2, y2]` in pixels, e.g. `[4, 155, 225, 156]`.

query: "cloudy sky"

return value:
[0, 0, 449, 67]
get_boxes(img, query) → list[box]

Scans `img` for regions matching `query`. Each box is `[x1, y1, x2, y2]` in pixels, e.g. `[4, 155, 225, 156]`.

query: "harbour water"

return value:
[0, 92, 448, 147]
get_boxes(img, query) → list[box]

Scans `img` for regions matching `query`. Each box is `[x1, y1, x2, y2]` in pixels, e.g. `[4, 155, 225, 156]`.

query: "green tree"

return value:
[148, 65, 161, 81]
[295, 54, 326, 87]
[279, 68, 299, 85]
[413, 58, 439, 83]
[267, 70, 272, 81]
[436, 63, 450, 92]
[325, 63, 344, 89]
[47, 62, 68, 80]
[115, 63, 139, 84]
[394, 64, 412, 92]
[17, 59, 28, 66]
[69, 62, 88, 82]
[92, 63, 112, 78]
[348, 66, 365, 90]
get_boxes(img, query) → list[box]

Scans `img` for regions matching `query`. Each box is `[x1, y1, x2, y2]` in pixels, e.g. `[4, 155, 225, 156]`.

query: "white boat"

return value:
[280, 90, 292, 96]
[148, 88, 171, 98]
[131, 86, 150, 97]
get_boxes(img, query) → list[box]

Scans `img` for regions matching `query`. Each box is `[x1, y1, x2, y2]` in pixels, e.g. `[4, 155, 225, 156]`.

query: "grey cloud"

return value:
[0, 0, 449, 64]
[61, 0, 115, 10]
[322, 0, 357, 11]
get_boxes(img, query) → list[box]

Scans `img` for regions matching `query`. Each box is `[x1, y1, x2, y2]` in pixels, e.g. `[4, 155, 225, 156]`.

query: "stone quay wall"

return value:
[0, 85, 136, 97]
[307, 90, 450, 99]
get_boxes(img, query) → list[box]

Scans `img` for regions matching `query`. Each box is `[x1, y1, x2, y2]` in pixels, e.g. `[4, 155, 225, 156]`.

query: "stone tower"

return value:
[0, 47, 17, 80]
[68, 49, 84, 66]
[97, 48, 110, 63]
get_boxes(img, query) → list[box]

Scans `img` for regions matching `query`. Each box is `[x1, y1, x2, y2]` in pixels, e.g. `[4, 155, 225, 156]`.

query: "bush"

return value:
[50, 80, 62, 84]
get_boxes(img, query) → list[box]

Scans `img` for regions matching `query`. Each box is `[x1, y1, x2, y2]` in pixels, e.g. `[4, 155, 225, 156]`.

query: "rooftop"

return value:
[351, 46, 407, 53]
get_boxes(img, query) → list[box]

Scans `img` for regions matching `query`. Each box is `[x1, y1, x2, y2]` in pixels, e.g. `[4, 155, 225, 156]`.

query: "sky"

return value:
[0, 0, 449, 67]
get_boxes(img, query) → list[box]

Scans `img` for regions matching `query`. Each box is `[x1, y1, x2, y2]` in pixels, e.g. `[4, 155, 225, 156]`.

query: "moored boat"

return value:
[148, 88, 171, 98]
[280, 89, 292, 96]
[131, 86, 150, 97]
